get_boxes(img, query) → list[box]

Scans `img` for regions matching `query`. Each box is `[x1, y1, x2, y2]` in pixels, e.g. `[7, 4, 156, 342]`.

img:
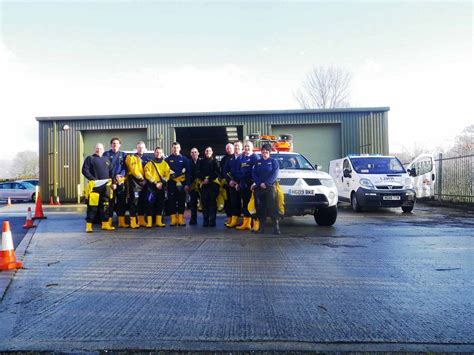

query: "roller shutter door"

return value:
[272, 124, 341, 172]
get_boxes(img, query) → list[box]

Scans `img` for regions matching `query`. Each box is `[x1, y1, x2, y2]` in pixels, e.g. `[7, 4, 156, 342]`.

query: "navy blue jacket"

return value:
[238, 153, 259, 189]
[223, 154, 241, 182]
[252, 157, 279, 186]
[103, 149, 127, 178]
[165, 154, 191, 186]
[82, 154, 111, 181]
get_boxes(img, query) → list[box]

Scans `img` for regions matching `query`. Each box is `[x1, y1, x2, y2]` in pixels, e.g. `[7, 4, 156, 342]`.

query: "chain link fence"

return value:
[434, 153, 474, 204]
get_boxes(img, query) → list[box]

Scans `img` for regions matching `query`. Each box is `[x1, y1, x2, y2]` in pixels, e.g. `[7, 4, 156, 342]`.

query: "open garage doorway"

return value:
[175, 126, 243, 157]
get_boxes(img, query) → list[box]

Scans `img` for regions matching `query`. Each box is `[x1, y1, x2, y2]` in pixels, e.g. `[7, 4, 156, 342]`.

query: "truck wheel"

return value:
[314, 206, 337, 226]
[351, 192, 362, 212]
[402, 204, 414, 213]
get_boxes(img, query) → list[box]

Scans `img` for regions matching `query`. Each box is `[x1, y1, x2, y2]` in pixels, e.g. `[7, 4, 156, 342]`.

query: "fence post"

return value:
[437, 153, 443, 201]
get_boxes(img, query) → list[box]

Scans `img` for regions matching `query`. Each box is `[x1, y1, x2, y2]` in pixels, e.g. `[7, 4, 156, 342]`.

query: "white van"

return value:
[329, 155, 417, 212]
[406, 154, 436, 199]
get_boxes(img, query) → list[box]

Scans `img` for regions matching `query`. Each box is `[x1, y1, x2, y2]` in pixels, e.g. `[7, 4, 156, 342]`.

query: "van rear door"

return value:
[407, 154, 436, 198]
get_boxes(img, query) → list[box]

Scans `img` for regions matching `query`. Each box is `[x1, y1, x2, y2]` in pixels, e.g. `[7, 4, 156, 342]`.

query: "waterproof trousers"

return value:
[201, 182, 219, 225]
[168, 181, 186, 214]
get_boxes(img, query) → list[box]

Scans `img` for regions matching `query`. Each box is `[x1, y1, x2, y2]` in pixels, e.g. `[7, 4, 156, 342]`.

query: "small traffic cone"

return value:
[49, 196, 55, 205]
[7, 197, 12, 206]
[33, 191, 47, 220]
[23, 207, 36, 229]
[55, 196, 61, 205]
[0, 221, 23, 270]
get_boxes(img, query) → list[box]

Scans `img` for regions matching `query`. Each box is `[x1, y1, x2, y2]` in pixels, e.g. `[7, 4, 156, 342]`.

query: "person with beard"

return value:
[196, 146, 221, 227]
[144, 146, 170, 228]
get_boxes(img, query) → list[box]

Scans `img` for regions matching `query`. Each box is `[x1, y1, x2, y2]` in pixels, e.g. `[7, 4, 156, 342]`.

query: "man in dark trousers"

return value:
[82, 143, 114, 233]
[220, 143, 234, 226]
[103, 137, 128, 228]
[165, 142, 191, 226]
[188, 147, 201, 225]
[223, 141, 242, 228]
[196, 146, 221, 227]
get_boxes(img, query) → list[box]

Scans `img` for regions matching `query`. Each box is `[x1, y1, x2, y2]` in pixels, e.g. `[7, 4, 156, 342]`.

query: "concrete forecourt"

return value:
[0, 204, 472, 352]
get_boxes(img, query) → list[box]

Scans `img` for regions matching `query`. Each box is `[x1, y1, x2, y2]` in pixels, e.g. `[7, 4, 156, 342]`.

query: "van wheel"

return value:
[314, 206, 337, 226]
[402, 205, 414, 213]
[31, 193, 36, 202]
[351, 192, 362, 212]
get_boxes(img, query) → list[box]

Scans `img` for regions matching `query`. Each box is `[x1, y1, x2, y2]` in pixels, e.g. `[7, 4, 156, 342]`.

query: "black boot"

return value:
[203, 216, 209, 227]
[273, 218, 281, 235]
[189, 214, 197, 225]
[257, 218, 265, 234]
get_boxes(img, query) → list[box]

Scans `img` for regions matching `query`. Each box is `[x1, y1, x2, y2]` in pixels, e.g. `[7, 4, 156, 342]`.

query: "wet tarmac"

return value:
[0, 203, 472, 352]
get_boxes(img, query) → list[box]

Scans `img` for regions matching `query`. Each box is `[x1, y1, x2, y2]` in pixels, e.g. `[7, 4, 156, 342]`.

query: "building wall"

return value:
[37, 108, 389, 202]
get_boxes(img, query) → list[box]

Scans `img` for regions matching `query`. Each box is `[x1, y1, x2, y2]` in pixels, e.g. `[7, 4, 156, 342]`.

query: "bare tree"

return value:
[295, 66, 352, 109]
[451, 124, 474, 156]
[11, 151, 39, 179]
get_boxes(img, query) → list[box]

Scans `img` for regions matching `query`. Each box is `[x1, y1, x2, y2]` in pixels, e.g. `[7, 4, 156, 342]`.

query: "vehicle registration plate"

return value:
[289, 189, 314, 196]
[383, 195, 401, 200]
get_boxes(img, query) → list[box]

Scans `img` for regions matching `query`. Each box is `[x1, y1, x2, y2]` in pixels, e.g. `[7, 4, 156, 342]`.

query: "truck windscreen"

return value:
[350, 157, 405, 174]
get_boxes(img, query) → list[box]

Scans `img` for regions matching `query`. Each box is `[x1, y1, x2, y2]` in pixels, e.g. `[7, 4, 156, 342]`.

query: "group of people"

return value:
[81, 137, 281, 235]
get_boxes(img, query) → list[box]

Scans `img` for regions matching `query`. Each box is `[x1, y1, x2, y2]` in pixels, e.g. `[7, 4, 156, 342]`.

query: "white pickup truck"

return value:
[273, 151, 338, 226]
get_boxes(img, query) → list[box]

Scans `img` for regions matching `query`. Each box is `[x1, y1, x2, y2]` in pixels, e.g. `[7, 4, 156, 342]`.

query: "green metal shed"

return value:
[37, 107, 389, 202]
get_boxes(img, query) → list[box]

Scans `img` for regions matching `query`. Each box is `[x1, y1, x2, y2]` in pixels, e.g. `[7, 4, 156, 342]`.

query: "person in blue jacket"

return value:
[235, 140, 259, 231]
[165, 142, 191, 226]
[103, 137, 128, 228]
[223, 141, 242, 228]
[251, 143, 280, 235]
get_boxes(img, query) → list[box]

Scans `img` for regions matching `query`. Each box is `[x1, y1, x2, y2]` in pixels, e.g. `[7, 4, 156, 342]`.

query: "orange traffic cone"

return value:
[55, 196, 61, 206]
[33, 191, 47, 220]
[23, 207, 36, 229]
[49, 196, 55, 205]
[7, 197, 12, 206]
[0, 221, 23, 270]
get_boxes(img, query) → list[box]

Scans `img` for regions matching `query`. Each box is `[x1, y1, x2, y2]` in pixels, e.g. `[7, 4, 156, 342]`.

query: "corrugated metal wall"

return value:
[38, 109, 389, 202]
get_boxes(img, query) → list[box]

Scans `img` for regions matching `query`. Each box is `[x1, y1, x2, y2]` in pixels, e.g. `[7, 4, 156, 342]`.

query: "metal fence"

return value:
[434, 153, 474, 204]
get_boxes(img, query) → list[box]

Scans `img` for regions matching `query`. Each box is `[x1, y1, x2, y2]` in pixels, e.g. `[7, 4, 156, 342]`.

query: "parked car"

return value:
[0, 181, 36, 202]
[17, 178, 39, 186]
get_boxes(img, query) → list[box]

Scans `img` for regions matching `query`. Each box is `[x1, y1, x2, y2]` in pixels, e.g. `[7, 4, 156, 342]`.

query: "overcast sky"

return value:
[0, 1, 472, 158]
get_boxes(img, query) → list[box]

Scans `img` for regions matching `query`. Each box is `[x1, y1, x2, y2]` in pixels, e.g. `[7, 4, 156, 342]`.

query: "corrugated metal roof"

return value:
[36, 107, 390, 121]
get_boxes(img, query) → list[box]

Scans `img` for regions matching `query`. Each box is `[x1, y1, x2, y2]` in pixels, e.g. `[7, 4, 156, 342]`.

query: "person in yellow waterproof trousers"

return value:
[235, 140, 259, 231]
[125, 141, 151, 229]
[251, 143, 281, 235]
[144, 146, 171, 228]
[81, 143, 114, 232]
[165, 142, 191, 226]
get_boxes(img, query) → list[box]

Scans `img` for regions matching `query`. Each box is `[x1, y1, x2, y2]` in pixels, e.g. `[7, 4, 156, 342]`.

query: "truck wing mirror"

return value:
[343, 169, 352, 178]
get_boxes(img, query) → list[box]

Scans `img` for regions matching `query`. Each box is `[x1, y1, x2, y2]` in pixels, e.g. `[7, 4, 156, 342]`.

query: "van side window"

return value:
[412, 158, 433, 176]
[343, 159, 351, 172]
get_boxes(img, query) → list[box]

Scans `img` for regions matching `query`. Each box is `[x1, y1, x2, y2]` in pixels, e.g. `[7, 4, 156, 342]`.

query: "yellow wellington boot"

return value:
[108, 217, 113, 227]
[170, 214, 177, 226]
[155, 215, 166, 227]
[130, 217, 140, 229]
[226, 216, 239, 228]
[252, 219, 260, 233]
[118, 216, 129, 228]
[224, 217, 231, 225]
[236, 217, 252, 230]
[101, 221, 115, 231]
[86, 222, 93, 233]
[146, 216, 153, 228]
[138, 215, 147, 227]
[178, 214, 186, 226]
